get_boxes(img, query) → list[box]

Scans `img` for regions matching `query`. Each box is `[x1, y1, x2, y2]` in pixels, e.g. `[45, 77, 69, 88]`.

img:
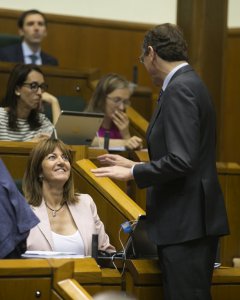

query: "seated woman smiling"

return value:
[22, 138, 115, 255]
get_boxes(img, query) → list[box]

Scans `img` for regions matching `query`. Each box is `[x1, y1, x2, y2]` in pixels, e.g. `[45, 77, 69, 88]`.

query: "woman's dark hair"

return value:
[142, 23, 188, 62]
[1, 63, 44, 130]
[22, 138, 77, 206]
[85, 73, 133, 113]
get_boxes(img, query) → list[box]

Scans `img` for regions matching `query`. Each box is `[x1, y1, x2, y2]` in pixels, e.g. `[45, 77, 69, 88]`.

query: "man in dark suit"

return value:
[91, 23, 229, 300]
[0, 9, 58, 66]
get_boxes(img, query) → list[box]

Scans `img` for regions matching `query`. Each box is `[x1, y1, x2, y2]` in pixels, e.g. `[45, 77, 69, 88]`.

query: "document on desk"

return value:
[22, 251, 86, 258]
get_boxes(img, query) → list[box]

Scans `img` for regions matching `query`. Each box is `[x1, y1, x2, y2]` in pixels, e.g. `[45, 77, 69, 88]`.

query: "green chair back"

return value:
[44, 95, 86, 122]
[0, 33, 20, 47]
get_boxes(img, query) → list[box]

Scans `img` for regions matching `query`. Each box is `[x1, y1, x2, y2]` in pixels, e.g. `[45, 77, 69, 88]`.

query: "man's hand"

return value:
[91, 165, 133, 181]
[97, 154, 135, 168]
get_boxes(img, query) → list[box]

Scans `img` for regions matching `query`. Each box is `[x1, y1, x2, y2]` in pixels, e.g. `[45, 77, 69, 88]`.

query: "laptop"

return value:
[53, 110, 104, 145]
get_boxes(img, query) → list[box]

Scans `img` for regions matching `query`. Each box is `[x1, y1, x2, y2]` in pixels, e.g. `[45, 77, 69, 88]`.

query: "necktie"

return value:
[29, 54, 38, 64]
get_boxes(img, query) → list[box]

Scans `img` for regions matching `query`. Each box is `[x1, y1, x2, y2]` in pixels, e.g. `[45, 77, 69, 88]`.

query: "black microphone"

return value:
[91, 234, 98, 259]
[104, 131, 110, 150]
[132, 65, 138, 84]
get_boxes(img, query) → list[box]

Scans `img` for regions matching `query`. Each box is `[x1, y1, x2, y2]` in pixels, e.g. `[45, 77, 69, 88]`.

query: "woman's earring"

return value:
[38, 174, 44, 182]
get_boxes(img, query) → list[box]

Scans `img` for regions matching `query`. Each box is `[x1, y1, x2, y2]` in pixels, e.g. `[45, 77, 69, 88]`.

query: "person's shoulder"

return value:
[39, 112, 52, 123]
[74, 193, 94, 204]
[0, 43, 21, 55]
[40, 51, 58, 66]
[0, 107, 8, 117]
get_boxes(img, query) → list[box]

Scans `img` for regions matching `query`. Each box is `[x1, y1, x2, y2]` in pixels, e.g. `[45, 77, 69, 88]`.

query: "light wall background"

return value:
[0, 0, 239, 27]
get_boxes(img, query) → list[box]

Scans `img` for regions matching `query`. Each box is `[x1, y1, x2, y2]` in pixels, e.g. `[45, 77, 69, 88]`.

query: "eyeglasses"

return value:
[22, 82, 48, 92]
[107, 96, 131, 107]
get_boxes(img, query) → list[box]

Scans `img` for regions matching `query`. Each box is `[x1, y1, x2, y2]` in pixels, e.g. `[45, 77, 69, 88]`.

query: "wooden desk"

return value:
[217, 162, 240, 266]
[0, 258, 121, 299]
[49, 258, 122, 295]
[0, 259, 75, 300]
[126, 259, 240, 300]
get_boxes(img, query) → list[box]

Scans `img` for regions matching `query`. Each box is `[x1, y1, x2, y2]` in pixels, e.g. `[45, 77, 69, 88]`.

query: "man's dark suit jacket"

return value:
[0, 43, 58, 66]
[0, 159, 39, 258]
[133, 65, 229, 246]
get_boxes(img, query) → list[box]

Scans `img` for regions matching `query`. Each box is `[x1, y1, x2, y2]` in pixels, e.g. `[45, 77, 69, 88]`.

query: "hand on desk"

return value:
[125, 136, 143, 150]
[29, 133, 51, 143]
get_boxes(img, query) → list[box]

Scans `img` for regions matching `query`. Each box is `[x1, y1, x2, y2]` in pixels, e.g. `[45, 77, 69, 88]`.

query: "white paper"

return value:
[22, 250, 86, 258]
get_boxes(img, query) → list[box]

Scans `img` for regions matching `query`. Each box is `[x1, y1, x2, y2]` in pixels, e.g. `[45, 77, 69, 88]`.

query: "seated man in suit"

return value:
[0, 9, 58, 66]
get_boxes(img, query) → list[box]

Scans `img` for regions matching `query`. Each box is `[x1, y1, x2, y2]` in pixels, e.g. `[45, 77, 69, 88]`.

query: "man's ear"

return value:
[19, 28, 24, 38]
[148, 46, 156, 62]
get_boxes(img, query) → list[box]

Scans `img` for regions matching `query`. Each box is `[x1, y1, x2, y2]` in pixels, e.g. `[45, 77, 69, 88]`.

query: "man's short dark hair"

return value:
[142, 23, 188, 62]
[17, 9, 47, 29]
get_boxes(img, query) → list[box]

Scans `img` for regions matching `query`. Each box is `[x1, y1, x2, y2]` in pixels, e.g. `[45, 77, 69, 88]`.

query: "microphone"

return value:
[132, 65, 138, 84]
[91, 234, 98, 259]
[104, 131, 110, 150]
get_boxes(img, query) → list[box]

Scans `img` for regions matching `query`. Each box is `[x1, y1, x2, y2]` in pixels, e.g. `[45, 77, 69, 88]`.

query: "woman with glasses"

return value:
[85, 73, 142, 150]
[0, 63, 60, 141]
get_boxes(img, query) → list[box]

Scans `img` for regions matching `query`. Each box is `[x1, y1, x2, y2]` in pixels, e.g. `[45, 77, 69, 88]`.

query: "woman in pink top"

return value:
[86, 73, 142, 150]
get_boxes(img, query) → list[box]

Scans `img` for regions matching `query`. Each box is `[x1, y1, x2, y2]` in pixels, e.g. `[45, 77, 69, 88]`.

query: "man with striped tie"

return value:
[0, 9, 58, 66]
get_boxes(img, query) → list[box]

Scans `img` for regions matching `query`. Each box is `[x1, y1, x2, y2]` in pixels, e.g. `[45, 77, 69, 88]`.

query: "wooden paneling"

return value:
[177, 0, 228, 161]
[0, 8, 154, 93]
[0, 62, 99, 102]
[220, 29, 240, 163]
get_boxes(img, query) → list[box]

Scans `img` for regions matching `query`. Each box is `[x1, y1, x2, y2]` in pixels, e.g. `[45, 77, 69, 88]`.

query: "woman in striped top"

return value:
[0, 63, 60, 142]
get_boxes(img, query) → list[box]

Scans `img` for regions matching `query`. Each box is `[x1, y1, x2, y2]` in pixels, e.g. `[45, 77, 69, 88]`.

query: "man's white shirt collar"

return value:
[162, 62, 188, 91]
[22, 41, 42, 65]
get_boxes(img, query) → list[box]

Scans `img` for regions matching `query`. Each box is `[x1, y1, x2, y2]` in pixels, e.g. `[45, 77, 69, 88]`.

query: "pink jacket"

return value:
[27, 193, 115, 256]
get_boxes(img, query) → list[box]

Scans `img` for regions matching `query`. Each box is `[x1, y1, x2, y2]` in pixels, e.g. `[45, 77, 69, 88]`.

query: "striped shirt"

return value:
[0, 107, 54, 141]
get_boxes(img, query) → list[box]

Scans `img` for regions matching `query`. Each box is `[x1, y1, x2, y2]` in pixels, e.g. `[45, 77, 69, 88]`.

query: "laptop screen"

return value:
[53, 110, 104, 145]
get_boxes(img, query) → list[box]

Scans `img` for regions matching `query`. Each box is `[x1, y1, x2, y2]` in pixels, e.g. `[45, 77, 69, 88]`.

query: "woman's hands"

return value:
[112, 110, 143, 150]
[112, 110, 131, 139]
[124, 136, 143, 150]
[41, 92, 61, 125]
[29, 133, 51, 143]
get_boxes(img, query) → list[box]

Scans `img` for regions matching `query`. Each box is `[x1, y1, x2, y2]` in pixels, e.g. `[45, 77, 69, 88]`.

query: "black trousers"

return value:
[157, 236, 218, 300]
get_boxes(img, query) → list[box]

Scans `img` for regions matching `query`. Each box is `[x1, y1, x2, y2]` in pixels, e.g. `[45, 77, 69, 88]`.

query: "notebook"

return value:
[53, 110, 104, 145]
